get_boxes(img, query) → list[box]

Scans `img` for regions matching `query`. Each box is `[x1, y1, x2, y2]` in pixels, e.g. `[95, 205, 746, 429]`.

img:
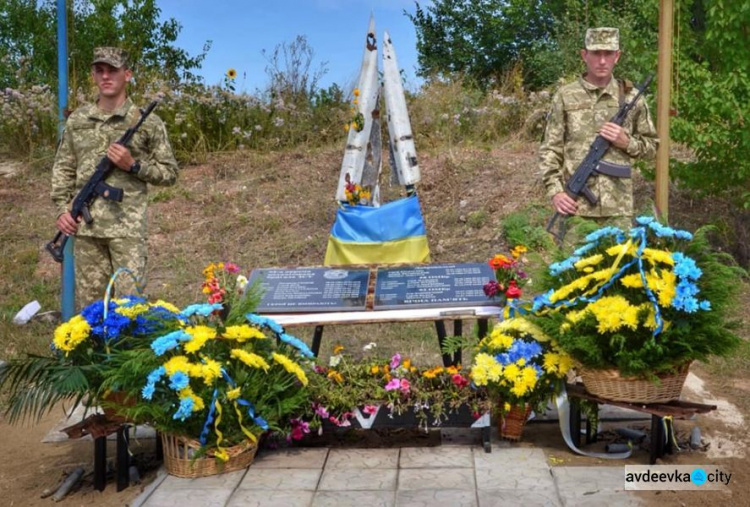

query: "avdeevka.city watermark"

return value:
[625, 465, 731, 490]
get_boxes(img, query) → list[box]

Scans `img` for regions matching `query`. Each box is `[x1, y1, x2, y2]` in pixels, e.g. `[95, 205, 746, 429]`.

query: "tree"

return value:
[0, 0, 210, 94]
[407, 0, 563, 87]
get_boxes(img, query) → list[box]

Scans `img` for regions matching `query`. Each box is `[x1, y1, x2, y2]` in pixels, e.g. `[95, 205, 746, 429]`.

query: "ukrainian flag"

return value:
[324, 195, 430, 266]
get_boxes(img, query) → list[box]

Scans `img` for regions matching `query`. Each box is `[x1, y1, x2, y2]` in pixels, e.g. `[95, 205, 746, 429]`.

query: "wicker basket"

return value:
[580, 363, 691, 404]
[499, 404, 533, 441]
[161, 433, 258, 478]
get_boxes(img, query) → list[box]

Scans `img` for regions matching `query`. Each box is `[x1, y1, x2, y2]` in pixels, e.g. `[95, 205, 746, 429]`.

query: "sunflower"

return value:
[226, 68, 237, 80]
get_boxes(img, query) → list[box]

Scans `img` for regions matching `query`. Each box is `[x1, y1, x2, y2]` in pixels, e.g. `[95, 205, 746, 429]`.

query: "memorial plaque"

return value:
[373, 263, 497, 309]
[248, 267, 370, 313]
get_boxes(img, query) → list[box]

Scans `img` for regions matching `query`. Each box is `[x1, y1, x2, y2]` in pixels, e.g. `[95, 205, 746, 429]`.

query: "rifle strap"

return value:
[617, 79, 634, 108]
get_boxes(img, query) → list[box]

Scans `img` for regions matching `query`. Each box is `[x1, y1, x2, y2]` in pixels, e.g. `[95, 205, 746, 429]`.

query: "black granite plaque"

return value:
[373, 263, 496, 310]
[248, 267, 370, 313]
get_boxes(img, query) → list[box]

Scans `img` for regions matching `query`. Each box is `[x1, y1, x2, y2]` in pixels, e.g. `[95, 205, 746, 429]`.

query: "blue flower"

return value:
[173, 397, 195, 421]
[246, 314, 283, 335]
[181, 303, 223, 318]
[573, 242, 596, 256]
[279, 333, 314, 358]
[147, 366, 166, 385]
[141, 383, 155, 400]
[674, 230, 693, 241]
[169, 371, 190, 391]
[151, 330, 191, 356]
[672, 253, 702, 280]
[495, 353, 512, 366]
[549, 256, 581, 276]
[676, 280, 699, 299]
[531, 290, 554, 312]
[635, 216, 655, 225]
[699, 300, 712, 311]
[585, 226, 623, 243]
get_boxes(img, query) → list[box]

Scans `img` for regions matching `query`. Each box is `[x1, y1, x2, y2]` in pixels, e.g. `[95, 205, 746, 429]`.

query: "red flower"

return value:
[451, 373, 469, 388]
[505, 280, 522, 299]
[489, 254, 513, 270]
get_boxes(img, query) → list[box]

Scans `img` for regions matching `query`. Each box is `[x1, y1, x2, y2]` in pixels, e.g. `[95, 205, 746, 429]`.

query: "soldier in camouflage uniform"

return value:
[51, 47, 179, 307]
[539, 28, 658, 230]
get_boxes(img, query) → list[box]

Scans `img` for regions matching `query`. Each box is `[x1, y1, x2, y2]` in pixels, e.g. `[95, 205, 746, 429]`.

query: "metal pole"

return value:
[655, 0, 674, 221]
[57, 0, 75, 320]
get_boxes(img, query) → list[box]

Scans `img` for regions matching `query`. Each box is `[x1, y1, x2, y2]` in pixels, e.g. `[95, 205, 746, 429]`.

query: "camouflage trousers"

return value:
[74, 236, 147, 309]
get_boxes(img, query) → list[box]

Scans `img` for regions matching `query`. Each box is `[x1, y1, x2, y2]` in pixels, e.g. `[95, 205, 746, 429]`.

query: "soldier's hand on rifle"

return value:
[107, 143, 136, 171]
[552, 192, 578, 215]
[56, 211, 80, 236]
[599, 122, 630, 149]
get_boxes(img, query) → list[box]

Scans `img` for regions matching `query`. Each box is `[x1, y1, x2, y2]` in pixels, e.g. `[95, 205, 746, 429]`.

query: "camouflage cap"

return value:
[585, 27, 619, 51]
[91, 47, 129, 68]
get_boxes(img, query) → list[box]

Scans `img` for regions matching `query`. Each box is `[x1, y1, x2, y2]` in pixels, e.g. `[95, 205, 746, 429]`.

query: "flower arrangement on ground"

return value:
[470, 316, 573, 417]
[101, 262, 316, 463]
[0, 295, 183, 423]
[529, 218, 744, 381]
[300, 343, 492, 432]
[483, 245, 530, 304]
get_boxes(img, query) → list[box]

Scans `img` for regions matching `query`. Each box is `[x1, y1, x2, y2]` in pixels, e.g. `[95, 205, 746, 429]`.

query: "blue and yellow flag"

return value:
[324, 195, 430, 266]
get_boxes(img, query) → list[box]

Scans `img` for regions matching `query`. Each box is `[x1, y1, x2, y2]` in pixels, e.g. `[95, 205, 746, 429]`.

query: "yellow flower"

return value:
[402, 358, 412, 370]
[272, 352, 309, 386]
[196, 358, 222, 385]
[327, 370, 344, 383]
[226, 68, 237, 79]
[163, 355, 192, 376]
[152, 300, 181, 313]
[574, 254, 604, 271]
[502, 363, 521, 382]
[370, 365, 380, 374]
[179, 386, 205, 411]
[184, 325, 217, 353]
[53, 315, 91, 354]
[230, 349, 270, 371]
[510, 245, 527, 258]
[227, 387, 241, 400]
[115, 303, 149, 319]
[333, 345, 345, 355]
[223, 325, 266, 342]
[353, 88, 360, 96]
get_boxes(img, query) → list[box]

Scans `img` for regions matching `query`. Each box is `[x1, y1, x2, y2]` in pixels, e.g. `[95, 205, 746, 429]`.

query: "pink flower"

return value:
[451, 373, 469, 388]
[288, 418, 310, 441]
[224, 262, 240, 274]
[390, 353, 401, 369]
[363, 405, 378, 415]
[313, 403, 329, 418]
[385, 378, 401, 391]
[399, 378, 411, 394]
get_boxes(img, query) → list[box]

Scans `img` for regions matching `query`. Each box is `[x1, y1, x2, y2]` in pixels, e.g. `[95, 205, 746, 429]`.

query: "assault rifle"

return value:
[546, 74, 654, 243]
[46, 101, 158, 262]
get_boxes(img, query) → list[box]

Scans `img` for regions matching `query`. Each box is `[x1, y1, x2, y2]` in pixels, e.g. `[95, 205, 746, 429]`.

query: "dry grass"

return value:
[0, 140, 747, 375]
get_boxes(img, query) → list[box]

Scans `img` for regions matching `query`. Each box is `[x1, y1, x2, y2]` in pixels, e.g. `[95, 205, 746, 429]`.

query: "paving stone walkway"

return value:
[132, 445, 644, 507]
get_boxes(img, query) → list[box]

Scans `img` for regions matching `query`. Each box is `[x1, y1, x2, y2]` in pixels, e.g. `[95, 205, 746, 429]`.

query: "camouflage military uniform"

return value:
[51, 98, 179, 306]
[539, 29, 658, 221]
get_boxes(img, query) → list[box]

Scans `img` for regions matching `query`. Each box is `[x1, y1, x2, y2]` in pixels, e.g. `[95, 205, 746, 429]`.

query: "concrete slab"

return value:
[251, 448, 328, 468]
[158, 469, 246, 490]
[477, 488, 563, 507]
[397, 468, 476, 491]
[552, 466, 625, 497]
[396, 488, 478, 506]
[318, 468, 398, 491]
[227, 489, 315, 507]
[399, 446, 474, 468]
[472, 447, 549, 469]
[239, 467, 321, 490]
[559, 492, 643, 507]
[142, 487, 233, 507]
[313, 490, 396, 507]
[476, 466, 556, 491]
[325, 448, 400, 469]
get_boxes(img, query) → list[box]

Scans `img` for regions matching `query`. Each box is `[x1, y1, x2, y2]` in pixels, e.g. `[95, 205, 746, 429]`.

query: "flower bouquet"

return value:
[529, 217, 744, 403]
[300, 344, 492, 433]
[483, 245, 530, 304]
[470, 316, 572, 440]
[101, 262, 315, 476]
[0, 294, 182, 424]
